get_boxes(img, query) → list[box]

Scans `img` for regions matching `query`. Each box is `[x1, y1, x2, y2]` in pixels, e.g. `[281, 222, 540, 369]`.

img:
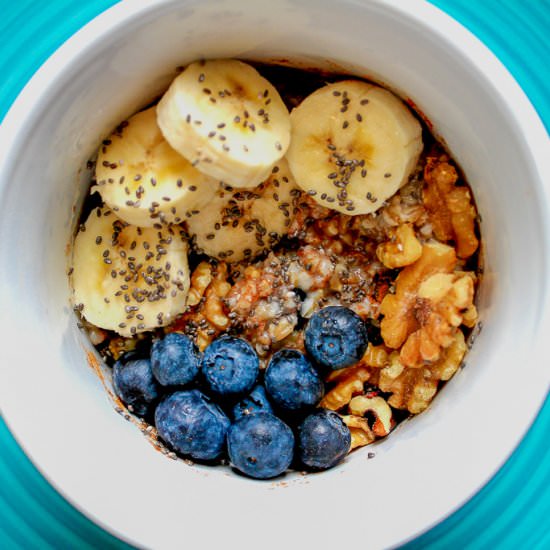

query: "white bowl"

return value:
[1, 0, 549, 548]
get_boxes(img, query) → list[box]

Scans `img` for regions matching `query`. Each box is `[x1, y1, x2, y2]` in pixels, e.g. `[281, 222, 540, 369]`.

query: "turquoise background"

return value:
[0, 0, 549, 548]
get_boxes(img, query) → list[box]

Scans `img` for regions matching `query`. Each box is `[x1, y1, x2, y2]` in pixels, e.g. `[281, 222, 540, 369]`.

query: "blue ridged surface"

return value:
[1, 1, 549, 548]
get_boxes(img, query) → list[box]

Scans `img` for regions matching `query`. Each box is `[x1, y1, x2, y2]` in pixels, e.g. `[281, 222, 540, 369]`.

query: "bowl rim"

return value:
[1, 0, 549, 548]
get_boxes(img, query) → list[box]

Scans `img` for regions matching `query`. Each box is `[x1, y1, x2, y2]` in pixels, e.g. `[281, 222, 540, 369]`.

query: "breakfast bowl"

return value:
[0, 0, 549, 548]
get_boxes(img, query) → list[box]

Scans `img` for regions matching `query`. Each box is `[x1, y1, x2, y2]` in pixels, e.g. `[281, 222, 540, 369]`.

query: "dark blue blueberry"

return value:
[297, 409, 351, 470]
[202, 336, 259, 398]
[151, 332, 201, 386]
[113, 356, 160, 418]
[232, 384, 274, 420]
[264, 349, 324, 411]
[227, 413, 294, 479]
[154, 389, 230, 461]
[305, 306, 368, 370]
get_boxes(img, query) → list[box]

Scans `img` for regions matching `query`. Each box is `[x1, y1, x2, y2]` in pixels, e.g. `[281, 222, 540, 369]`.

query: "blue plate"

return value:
[1, 1, 549, 548]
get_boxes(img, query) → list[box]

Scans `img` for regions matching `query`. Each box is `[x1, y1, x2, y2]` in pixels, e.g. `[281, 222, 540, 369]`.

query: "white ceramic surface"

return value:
[1, 1, 549, 548]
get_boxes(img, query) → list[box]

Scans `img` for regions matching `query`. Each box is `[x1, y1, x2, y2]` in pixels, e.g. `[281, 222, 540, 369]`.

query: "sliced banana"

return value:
[186, 158, 299, 262]
[286, 81, 423, 215]
[71, 207, 190, 337]
[157, 59, 291, 189]
[94, 107, 218, 227]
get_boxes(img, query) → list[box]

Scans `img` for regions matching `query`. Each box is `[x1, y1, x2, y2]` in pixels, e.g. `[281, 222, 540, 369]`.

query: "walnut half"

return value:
[380, 240, 477, 368]
[380, 241, 457, 351]
[399, 271, 477, 367]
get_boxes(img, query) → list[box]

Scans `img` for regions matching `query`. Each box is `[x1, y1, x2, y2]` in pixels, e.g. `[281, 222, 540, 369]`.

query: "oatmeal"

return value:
[70, 59, 480, 479]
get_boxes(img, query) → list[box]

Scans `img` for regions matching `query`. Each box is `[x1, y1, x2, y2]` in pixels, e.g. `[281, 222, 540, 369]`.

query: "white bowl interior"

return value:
[1, 1, 549, 548]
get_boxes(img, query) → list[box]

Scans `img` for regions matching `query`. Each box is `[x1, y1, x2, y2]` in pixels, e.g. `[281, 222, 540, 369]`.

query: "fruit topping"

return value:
[227, 412, 294, 479]
[151, 332, 201, 386]
[94, 107, 218, 227]
[297, 409, 351, 470]
[157, 59, 291, 188]
[305, 306, 369, 370]
[155, 389, 230, 461]
[286, 80, 422, 215]
[232, 385, 274, 420]
[264, 349, 324, 411]
[201, 336, 259, 398]
[113, 355, 160, 418]
[71, 207, 190, 337]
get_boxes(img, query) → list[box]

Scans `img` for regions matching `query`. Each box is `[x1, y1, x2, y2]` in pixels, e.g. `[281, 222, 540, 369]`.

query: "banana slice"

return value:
[286, 81, 423, 215]
[71, 207, 190, 337]
[157, 59, 291, 189]
[94, 107, 218, 227]
[186, 158, 299, 262]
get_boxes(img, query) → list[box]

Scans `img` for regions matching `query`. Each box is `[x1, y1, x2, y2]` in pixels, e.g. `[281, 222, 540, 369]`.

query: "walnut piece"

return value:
[203, 277, 231, 330]
[320, 366, 371, 410]
[378, 331, 467, 413]
[187, 261, 213, 307]
[348, 395, 394, 436]
[376, 223, 422, 269]
[423, 154, 479, 259]
[168, 262, 230, 350]
[362, 343, 390, 368]
[341, 415, 375, 450]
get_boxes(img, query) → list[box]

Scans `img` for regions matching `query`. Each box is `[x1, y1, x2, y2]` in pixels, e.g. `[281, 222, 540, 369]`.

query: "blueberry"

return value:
[154, 389, 230, 461]
[202, 336, 259, 398]
[113, 356, 160, 418]
[297, 409, 351, 470]
[232, 385, 274, 420]
[305, 306, 368, 370]
[227, 413, 294, 479]
[264, 349, 324, 411]
[151, 332, 201, 386]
